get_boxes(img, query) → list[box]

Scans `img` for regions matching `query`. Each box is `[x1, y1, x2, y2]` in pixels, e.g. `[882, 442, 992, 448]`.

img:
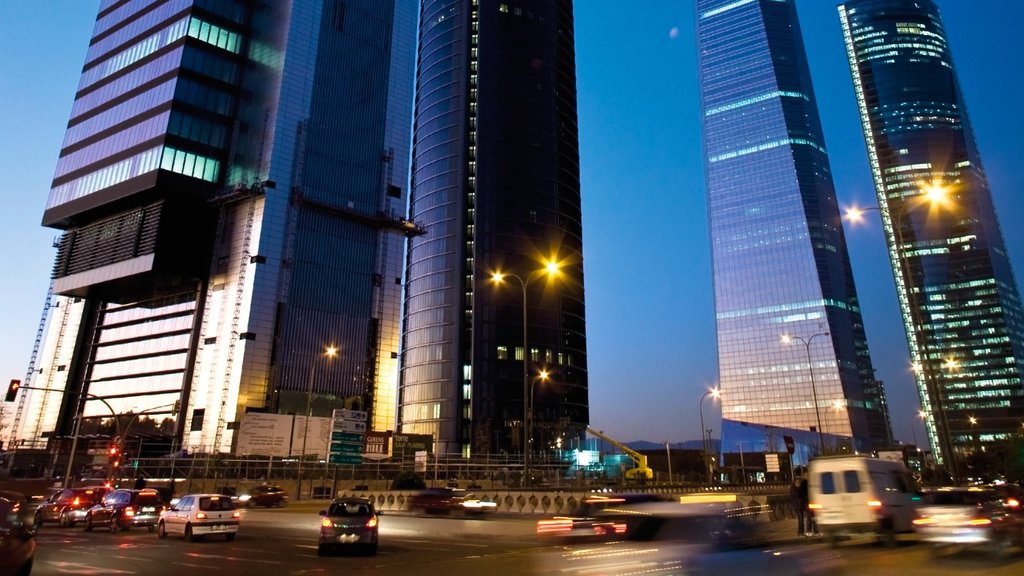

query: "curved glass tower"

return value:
[698, 0, 892, 462]
[401, 0, 588, 456]
[840, 0, 1024, 466]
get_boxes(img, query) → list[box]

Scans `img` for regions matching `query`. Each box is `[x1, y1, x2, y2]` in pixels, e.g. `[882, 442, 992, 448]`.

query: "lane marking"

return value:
[183, 551, 281, 565]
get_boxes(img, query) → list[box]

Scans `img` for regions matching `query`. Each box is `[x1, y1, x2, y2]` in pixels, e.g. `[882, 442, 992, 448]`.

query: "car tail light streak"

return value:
[913, 517, 936, 525]
[366, 516, 378, 529]
[537, 518, 574, 534]
[967, 518, 992, 526]
[807, 503, 822, 510]
[867, 500, 882, 508]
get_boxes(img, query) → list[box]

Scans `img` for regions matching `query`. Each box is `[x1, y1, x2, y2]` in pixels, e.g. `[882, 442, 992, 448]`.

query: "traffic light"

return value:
[5, 379, 20, 402]
[108, 445, 121, 468]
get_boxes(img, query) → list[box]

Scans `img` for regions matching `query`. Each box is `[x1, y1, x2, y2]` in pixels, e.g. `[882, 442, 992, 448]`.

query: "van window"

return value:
[842, 470, 862, 493]
[819, 472, 836, 494]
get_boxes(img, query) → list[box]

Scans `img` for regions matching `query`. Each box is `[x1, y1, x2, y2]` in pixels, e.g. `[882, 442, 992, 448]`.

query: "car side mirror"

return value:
[319, 510, 327, 516]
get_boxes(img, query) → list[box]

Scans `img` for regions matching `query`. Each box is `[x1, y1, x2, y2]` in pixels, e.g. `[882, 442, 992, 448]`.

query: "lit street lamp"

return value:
[699, 388, 720, 483]
[297, 345, 338, 500]
[492, 261, 559, 486]
[781, 332, 830, 455]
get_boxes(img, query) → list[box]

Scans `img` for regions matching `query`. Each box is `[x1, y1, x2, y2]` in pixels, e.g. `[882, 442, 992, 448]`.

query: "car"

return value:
[33, 486, 107, 528]
[0, 491, 37, 576]
[532, 498, 843, 576]
[459, 493, 497, 515]
[158, 493, 240, 542]
[408, 487, 467, 514]
[536, 493, 667, 542]
[318, 497, 380, 556]
[84, 488, 165, 533]
[914, 485, 1024, 558]
[238, 485, 288, 507]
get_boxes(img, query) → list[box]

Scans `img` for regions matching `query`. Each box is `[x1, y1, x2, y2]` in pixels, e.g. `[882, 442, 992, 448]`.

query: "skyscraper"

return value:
[10, 0, 417, 455]
[840, 0, 1024, 467]
[698, 0, 892, 460]
[400, 0, 589, 456]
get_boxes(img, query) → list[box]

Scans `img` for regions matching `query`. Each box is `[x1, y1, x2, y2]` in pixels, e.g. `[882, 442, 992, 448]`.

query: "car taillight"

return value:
[73, 497, 80, 506]
[366, 515, 378, 529]
[867, 500, 882, 508]
[321, 518, 333, 528]
[1007, 498, 1020, 508]
[537, 518, 573, 534]
[232, 511, 240, 519]
[196, 512, 207, 520]
[124, 507, 135, 517]
[913, 517, 936, 525]
[967, 518, 992, 526]
[807, 503, 822, 510]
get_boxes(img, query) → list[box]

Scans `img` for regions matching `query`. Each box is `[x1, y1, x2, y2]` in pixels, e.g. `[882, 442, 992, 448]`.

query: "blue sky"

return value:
[2, 1, 1022, 447]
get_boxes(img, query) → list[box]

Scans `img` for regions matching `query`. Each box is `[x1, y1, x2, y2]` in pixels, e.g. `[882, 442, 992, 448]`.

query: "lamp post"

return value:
[492, 261, 559, 486]
[699, 388, 720, 483]
[531, 369, 550, 466]
[845, 187, 958, 481]
[298, 345, 337, 501]
[781, 332, 830, 455]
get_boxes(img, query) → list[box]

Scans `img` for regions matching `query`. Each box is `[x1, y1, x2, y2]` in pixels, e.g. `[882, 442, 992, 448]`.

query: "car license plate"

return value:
[338, 534, 359, 543]
[212, 524, 225, 531]
[142, 507, 155, 512]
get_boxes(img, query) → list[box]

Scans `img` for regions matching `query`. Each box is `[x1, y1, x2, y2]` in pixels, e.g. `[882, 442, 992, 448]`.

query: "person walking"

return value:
[798, 478, 817, 536]
[790, 479, 806, 536]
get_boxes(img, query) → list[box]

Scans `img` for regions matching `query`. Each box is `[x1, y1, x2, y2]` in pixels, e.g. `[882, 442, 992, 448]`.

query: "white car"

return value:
[158, 494, 240, 542]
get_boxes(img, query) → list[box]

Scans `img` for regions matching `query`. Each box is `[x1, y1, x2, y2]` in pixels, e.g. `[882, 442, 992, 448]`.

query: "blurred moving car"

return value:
[536, 493, 666, 542]
[408, 487, 466, 514]
[84, 488, 165, 533]
[318, 497, 379, 556]
[0, 491, 37, 576]
[914, 485, 1024, 558]
[33, 486, 107, 528]
[238, 485, 288, 507]
[158, 493, 240, 542]
[459, 493, 497, 515]
[533, 498, 843, 576]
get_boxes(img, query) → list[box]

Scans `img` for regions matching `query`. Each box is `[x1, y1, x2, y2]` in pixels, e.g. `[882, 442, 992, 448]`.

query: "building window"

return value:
[497, 345, 508, 360]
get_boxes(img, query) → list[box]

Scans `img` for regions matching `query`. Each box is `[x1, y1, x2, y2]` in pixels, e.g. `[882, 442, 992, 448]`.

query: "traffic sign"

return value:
[331, 431, 364, 443]
[328, 454, 363, 465]
[333, 420, 367, 433]
[330, 442, 363, 454]
[333, 408, 368, 422]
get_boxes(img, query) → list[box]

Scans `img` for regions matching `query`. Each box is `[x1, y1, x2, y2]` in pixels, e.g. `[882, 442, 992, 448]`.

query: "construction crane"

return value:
[587, 427, 654, 481]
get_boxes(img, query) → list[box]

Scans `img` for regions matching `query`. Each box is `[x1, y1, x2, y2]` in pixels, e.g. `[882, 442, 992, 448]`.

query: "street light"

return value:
[845, 186, 959, 480]
[492, 261, 559, 486]
[699, 388, 720, 484]
[297, 345, 337, 501]
[781, 332, 830, 455]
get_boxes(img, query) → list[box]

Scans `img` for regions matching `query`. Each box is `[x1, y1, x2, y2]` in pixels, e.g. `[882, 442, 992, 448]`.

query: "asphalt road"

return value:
[28, 505, 1024, 575]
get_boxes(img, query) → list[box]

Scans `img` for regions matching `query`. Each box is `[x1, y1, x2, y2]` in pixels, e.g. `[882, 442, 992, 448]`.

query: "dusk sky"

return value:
[2, 1, 1023, 448]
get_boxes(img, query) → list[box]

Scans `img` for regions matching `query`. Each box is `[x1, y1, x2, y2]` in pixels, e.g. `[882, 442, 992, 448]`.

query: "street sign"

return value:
[328, 453, 363, 465]
[330, 442, 363, 454]
[765, 453, 780, 473]
[332, 409, 368, 422]
[331, 431, 364, 443]
[333, 420, 367, 433]
[783, 435, 795, 455]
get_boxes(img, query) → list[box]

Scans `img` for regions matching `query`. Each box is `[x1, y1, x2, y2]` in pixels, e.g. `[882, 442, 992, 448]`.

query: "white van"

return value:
[808, 455, 920, 545]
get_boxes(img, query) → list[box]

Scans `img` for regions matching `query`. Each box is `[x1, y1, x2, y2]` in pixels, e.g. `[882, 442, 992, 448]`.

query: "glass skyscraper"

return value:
[840, 0, 1024, 465]
[401, 0, 589, 456]
[698, 0, 892, 461]
[10, 0, 417, 455]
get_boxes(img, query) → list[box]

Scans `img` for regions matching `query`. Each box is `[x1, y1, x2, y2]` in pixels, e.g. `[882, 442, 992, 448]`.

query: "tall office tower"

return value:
[10, 0, 417, 454]
[840, 0, 1024, 466]
[400, 0, 588, 456]
[698, 0, 892, 460]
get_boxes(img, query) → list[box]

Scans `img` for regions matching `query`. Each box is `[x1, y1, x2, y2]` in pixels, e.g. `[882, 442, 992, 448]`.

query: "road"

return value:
[28, 505, 1024, 575]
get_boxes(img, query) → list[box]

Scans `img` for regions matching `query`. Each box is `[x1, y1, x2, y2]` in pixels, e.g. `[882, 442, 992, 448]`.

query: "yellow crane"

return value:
[587, 427, 654, 481]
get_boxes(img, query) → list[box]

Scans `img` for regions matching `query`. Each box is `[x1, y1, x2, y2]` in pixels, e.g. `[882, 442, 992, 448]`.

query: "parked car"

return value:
[158, 493, 240, 542]
[0, 491, 37, 576]
[84, 488, 165, 533]
[914, 485, 1024, 558]
[238, 485, 288, 507]
[33, 486, 107, 528]
[808, 455, 920, 545]
[318, 497, 379, 556]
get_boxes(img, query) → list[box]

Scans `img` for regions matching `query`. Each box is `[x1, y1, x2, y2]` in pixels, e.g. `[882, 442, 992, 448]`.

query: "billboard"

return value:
[235, 413, 332, 458]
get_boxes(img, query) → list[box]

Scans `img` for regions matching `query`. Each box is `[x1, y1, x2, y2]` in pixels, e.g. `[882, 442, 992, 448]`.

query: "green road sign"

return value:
[328, 454, 363, 465]
[331, 431, 364, 443]
[330, 442, 363, 454]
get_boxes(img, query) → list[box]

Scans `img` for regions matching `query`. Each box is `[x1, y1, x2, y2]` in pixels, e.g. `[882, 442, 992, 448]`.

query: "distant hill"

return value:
[622, 439, 720, 451]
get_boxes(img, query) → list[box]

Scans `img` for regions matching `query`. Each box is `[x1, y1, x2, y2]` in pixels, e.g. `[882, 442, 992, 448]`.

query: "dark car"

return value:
[33, 486, 107, 528]
[318, 497, 379, 556]
[914, 485, 1024, 558]
[84, 488, 165, 533]
[408, 487, 467, 514]
[0, 491, 37, 576]
[536, 493, 667, 542]
[241, 485, 288, 507]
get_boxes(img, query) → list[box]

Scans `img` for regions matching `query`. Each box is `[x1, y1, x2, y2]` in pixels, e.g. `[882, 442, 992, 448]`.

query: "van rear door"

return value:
[812, 466, 875, 529]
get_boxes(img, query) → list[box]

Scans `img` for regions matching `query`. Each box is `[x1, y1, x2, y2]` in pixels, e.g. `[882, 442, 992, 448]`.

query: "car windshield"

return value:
[329, 502, 372, 516]
[926, 491, 997, 505]
[200, 496, 236, 511]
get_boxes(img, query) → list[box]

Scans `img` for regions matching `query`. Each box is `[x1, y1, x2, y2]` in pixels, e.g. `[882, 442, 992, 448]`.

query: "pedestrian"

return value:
[798, 478, 817, 536]
[790, 479, 806, 536]
[134, 475, 147, 489]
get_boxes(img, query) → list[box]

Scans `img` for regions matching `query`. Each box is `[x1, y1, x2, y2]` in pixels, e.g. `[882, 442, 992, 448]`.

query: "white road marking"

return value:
[183, 551, 281, 565]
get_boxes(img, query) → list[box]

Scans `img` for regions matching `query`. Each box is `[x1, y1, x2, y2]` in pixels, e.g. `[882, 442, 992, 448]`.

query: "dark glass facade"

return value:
[840, 0, 1024, 463]
[401, 0, 588, 456]
[12, 0, 417, 454]
[699, 0, 892, 461]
